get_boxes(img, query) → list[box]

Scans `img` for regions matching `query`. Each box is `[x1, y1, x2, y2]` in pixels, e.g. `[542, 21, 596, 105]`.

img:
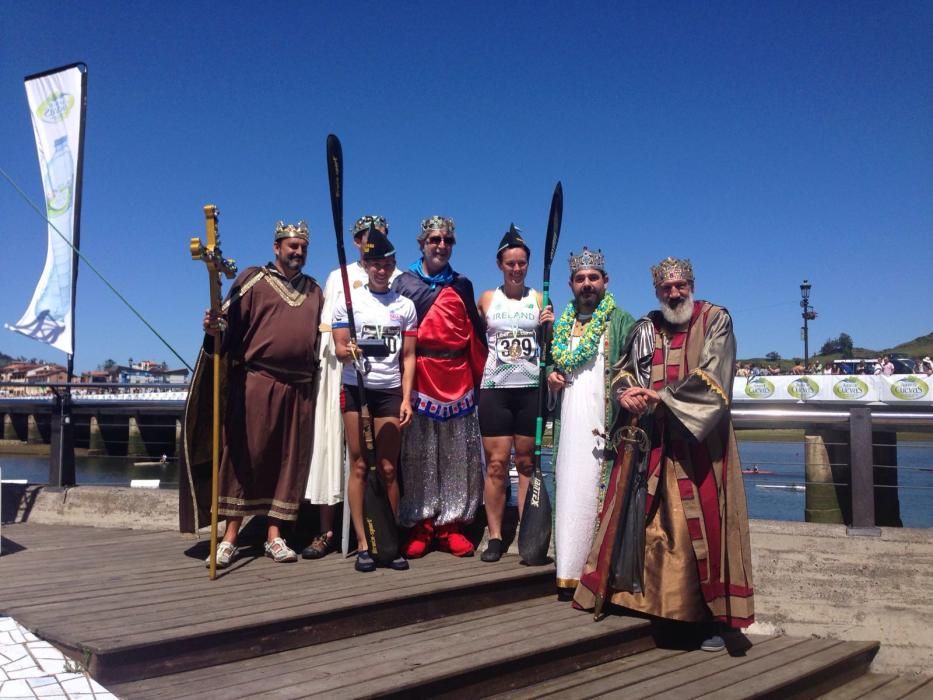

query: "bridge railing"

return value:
[735, 405, 933, 530]
[3, 383, 931, 529]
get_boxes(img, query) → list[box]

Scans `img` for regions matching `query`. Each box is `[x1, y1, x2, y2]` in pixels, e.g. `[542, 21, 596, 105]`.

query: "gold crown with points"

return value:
[274, 220, 309, 241]
[651, 257, 694, 286]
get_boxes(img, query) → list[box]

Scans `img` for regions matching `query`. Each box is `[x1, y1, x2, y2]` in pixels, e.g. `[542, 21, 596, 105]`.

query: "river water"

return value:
[2, 441, 931, 527]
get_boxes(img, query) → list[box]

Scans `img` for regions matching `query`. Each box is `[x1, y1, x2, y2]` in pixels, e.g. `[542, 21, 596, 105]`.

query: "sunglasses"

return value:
[426, 235, 455, 246]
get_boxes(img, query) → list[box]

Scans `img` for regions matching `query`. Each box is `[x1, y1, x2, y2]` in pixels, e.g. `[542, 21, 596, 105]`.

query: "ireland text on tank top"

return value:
[481, 287, 541, 389]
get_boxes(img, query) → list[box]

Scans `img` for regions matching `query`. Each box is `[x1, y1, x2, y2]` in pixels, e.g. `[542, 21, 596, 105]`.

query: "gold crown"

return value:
[651, 257, 694, 286]
[569, 247, 605, 273]
[421, 215, 455, 235]
[274, 220, 309, 241]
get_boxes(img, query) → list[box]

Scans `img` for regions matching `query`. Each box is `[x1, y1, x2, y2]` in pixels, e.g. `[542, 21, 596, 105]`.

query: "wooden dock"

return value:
[1, 522, 926, 698]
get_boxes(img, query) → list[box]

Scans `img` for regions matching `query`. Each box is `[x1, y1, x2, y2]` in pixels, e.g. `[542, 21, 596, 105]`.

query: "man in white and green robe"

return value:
[546, 247, 634, 599]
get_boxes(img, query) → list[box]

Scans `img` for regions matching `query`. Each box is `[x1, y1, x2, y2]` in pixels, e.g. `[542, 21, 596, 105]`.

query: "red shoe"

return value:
[435, 523, 475, 557]
[403, 519, 434, 559]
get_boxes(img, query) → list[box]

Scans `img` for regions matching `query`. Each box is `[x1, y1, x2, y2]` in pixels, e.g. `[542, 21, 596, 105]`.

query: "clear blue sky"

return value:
[1, 2, 930, 372]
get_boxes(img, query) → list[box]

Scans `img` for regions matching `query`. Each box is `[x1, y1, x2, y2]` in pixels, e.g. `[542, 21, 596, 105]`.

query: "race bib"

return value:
[495, 329, 537, 363]
[361, 324, 401, 354]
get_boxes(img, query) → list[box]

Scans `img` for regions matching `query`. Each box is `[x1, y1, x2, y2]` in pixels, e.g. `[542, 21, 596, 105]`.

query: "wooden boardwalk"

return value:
[0, 522, 920, 699]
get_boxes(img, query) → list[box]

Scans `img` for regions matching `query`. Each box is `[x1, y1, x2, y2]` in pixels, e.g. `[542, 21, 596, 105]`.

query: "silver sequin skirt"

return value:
[399, 412, 483, 527]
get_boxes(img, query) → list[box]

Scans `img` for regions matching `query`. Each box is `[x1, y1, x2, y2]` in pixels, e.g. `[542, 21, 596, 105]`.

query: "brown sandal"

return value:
[301, 532, 335, 560]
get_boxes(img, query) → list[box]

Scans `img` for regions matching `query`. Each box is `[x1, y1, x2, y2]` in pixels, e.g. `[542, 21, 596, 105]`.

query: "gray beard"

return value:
[660, 293, 694, 325]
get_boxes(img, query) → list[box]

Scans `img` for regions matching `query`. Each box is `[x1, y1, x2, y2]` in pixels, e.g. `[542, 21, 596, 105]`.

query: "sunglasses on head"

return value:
[426, 235, 455, 246]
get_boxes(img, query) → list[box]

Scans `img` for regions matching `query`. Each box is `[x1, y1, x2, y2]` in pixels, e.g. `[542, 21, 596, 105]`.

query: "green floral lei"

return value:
[551, 292, 616, 373]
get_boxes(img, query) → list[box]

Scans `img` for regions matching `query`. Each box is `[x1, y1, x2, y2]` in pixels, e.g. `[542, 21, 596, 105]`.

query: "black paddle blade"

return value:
[518, 467, 552, 566]
[326, 134, 343, 240]
[364, 468, 400, 565]
[544, 181, 563, 271]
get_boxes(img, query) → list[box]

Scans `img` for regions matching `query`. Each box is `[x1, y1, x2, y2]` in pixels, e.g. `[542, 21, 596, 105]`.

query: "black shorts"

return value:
[479, 387, 538, 438]
[341, 385, 402, 418]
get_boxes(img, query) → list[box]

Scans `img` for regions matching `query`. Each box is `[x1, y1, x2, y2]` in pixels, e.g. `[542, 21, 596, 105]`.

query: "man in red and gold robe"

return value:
[574, 257, 753, 651]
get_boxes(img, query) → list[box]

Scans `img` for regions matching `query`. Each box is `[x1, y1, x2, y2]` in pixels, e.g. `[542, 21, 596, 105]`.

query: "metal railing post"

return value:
[848, 407, 879, 535]
[48, 389, 76, 487]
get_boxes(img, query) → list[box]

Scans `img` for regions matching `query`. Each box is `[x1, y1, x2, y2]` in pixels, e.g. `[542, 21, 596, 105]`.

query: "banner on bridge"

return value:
[733, 375, 932, 405]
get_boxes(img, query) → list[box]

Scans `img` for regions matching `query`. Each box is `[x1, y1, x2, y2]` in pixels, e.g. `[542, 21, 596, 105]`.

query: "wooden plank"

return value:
[7, 548, 543, 633]
[693, 639, 879, 700]
[218, 609, 649, 699]
[16, 557, 389, 622]
[487, 647, 690, 699]
[527, 634, 801, 698]
[112, 596, 565, 699]
[876, 676, 933, 699]
[111, 596, 555, 698]
[487, 633, 775, 700]
[84, 565, 555, 683]
[122, 597, 583, 699]
[816, 673, 898, 699]
[78, 561, 547, 642]
[2, 523, 561, 685]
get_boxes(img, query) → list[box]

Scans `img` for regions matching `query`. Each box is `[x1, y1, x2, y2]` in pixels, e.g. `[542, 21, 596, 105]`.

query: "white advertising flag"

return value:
[6, 63, 87, 355]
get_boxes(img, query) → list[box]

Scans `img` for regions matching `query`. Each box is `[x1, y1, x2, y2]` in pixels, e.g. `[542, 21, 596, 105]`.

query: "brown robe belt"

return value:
[239, 360, 317, 384]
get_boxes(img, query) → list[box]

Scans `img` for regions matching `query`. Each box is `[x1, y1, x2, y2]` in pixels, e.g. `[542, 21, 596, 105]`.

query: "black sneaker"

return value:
[481, 538, 503, 563]
[557, 587, 575, 602]
[388, 556, 410, 571]
[355, 550, 376, 573]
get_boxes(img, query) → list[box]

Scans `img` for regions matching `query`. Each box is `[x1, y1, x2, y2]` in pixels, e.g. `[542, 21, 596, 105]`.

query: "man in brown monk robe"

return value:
[184, 219, 323, 566]
[574, 257, 754, 652]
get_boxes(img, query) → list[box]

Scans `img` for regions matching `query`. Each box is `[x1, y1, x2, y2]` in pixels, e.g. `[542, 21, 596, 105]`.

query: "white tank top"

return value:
[481, 287, 541, 389]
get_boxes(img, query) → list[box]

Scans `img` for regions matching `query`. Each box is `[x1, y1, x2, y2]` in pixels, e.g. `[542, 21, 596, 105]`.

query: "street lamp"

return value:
[800, 280, 817, 372]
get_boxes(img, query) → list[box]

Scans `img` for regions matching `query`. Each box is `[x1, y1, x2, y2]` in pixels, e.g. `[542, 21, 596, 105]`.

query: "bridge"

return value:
[2, 376, 932, 529]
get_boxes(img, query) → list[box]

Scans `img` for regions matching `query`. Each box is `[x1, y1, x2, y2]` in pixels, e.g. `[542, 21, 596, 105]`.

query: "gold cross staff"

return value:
[190, 204, 237, 580]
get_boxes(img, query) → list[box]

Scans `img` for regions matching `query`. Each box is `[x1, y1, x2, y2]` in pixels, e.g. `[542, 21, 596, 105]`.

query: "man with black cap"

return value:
[303, 215, 401, 560]
[332, 227, 417, 572]
[186, 219, 323, 567]
[393, 216, 488, 558]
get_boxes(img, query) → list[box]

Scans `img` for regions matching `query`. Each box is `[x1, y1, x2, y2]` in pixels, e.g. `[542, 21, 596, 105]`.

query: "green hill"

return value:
[883, 332, 933, 358]
[741, 332, 933, 369]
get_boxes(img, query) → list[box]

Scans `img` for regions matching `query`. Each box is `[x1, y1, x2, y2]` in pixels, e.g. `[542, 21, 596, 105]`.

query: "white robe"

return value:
[554, 333, 607, 587]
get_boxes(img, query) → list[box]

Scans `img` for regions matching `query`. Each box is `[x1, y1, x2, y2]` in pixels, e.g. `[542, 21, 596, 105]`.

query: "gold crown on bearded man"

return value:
[651, 256, 695, 287]
[568, 246, 605, 273]
[274, 220, 310, 241]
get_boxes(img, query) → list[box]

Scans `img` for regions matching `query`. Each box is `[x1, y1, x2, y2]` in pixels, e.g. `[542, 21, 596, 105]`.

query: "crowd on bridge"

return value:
[182, 213, 755, 652]
[737, 355, 933, 378]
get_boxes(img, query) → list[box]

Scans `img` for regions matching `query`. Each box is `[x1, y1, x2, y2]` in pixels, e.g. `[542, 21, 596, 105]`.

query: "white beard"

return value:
[660, 292, 694, 325]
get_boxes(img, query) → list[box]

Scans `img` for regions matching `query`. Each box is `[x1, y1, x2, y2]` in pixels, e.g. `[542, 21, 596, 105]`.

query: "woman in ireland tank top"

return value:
[475, 226, 553, 562]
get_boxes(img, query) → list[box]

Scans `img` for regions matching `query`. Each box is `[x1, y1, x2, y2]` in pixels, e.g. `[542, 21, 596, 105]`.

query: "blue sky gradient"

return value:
[1, 2, 930, 371]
